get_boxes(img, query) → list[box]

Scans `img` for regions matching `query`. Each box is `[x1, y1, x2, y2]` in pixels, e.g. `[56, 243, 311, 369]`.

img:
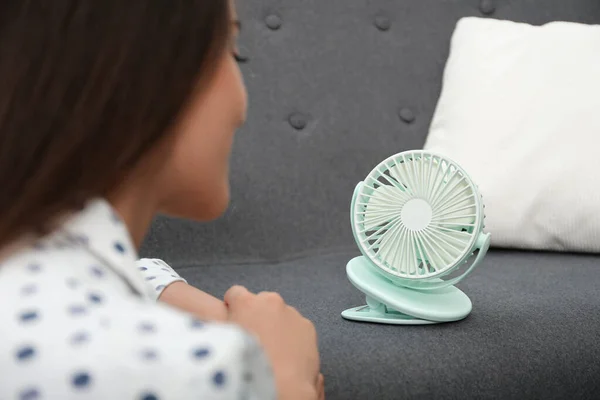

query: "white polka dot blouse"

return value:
[0, 199, 276, 399]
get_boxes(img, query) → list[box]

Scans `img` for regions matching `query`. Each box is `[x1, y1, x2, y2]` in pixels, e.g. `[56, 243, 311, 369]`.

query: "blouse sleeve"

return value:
[135, 258, 187, 300]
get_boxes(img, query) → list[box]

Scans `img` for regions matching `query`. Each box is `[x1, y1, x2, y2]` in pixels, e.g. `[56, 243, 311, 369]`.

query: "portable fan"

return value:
[341, 150, 491, 325]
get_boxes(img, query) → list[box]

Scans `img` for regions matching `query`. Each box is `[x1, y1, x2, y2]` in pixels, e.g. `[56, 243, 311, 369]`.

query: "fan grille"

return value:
[353, 151, 482, 280]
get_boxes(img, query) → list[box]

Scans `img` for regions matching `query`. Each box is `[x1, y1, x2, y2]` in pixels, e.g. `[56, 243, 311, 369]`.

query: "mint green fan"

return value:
[342, 150, 491, 325]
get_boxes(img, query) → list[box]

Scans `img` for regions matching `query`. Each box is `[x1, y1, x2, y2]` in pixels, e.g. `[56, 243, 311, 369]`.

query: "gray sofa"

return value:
[141, 1, 600, 399]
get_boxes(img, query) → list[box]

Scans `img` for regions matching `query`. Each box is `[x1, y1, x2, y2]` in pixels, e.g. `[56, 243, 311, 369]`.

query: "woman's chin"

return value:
[160, 185, 230, 222]
[196, 186, 231, 221]
[200, 200, 229, 221]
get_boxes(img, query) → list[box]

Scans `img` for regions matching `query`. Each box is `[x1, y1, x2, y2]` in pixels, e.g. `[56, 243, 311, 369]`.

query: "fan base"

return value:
[341, 256, 472, 325]
[341, 305, 438, 325]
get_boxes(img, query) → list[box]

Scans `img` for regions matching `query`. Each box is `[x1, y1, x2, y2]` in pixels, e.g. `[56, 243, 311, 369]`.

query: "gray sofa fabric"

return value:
[176, 251, 600, 400]
[141, 1, 600, 398]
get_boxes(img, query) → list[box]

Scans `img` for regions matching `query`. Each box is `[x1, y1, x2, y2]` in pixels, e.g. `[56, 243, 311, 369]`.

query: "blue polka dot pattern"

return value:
[72, 234, 89, 245]
[27, 263, 41, 273]
[138, 267, 148, 271]
[88, 294, 103, 304]
[21, 284, 38, 296]
[213, 371, 226, 387]
[193, 348, 210, 359]
[70, 332, 89, 345]
[113, 242, 126, 253]
[19, 311, 39, 323]
[191, 319, 204, 329]
[72, 372, 92, 389]
[111, 211, 122, 223]
[142, 349, 158, 361]
[90, 266, 104, 278]
[145, 276, 156, 281]
[16, 346, 36, 361]
[19, 388, 40, 400]
[68, 305, 87, 316]
[155, 285, 165, 291]
[138, 322, 156, 333]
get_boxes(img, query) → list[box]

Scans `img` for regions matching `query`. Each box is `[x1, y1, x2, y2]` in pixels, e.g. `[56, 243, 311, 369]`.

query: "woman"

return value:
[0, 1, 323, 399]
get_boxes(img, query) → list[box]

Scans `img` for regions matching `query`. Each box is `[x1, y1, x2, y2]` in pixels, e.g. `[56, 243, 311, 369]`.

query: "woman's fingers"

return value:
[224, 285, 251, 307]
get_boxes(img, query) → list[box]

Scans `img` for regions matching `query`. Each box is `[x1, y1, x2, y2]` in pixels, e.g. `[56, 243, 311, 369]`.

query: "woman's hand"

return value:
[225, 285, 322, 400]
[159, 282, 228, 321]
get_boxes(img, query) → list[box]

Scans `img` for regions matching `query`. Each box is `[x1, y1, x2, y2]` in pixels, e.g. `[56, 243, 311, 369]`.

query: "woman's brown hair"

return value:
[0, 1, 231, 247]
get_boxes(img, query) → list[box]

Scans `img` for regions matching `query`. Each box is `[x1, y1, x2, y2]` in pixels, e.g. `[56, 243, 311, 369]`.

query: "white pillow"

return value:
[424, 17, 600, 252]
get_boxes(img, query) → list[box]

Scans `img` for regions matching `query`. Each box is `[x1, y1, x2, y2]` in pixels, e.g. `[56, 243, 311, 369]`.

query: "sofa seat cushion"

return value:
[178, 250, 600, 399]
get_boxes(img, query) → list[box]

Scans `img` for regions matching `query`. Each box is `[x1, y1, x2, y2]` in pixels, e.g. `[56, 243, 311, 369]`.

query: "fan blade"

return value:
[362, 185, 406, 230]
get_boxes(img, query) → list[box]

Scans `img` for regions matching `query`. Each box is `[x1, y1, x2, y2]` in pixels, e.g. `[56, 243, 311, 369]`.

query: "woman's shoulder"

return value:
[0, 234, 134, 300]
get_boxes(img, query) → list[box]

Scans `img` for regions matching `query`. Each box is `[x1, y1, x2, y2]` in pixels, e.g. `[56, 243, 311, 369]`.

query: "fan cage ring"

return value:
[351, 150, 485, 284]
